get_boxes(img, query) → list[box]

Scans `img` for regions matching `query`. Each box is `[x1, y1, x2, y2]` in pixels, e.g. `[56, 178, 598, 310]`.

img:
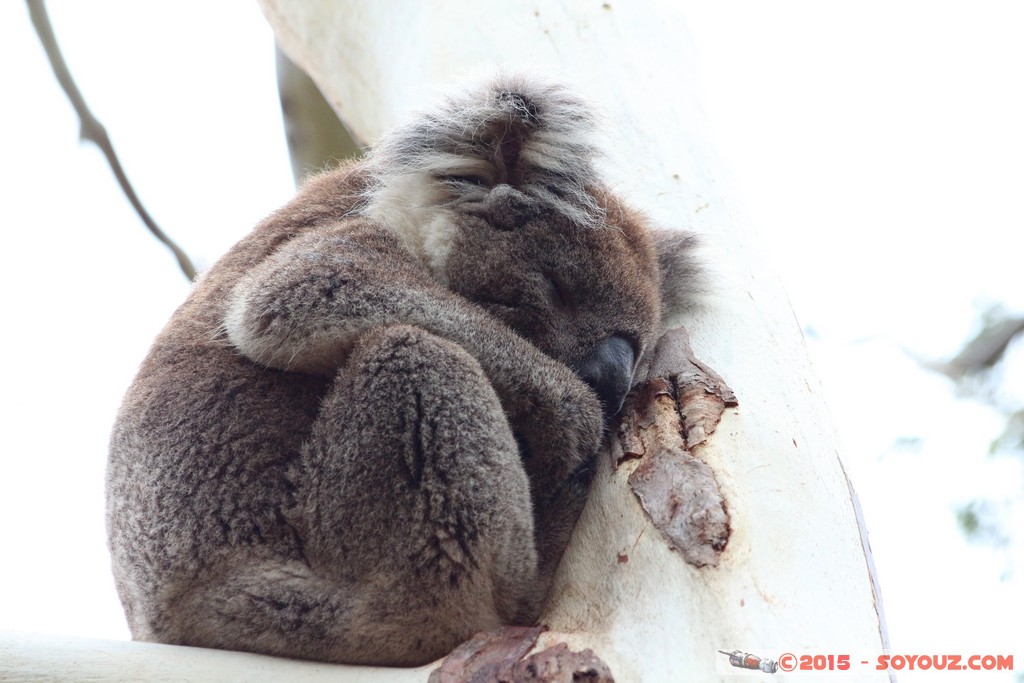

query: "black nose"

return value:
[574, 335, 636, 419]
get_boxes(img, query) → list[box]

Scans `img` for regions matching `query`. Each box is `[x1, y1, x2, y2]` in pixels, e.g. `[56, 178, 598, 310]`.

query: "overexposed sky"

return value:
[1, 1, 292, 639]
[1, 0, 1021, 672]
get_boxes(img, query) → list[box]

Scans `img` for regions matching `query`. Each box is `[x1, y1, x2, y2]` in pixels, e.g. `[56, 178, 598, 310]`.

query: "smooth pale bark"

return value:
[0, 631, 430, 682]
[256, 2, 892, 681]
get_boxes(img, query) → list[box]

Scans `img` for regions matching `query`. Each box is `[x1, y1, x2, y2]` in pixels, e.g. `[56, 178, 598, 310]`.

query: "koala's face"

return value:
[363, 80, 696, 416]
[444, 184, 662, 417]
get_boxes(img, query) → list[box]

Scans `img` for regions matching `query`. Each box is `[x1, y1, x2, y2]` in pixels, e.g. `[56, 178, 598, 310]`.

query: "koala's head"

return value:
[445, 185, 698, 418]
[361, 74, 602, 269]
[361, 74, 699, 416]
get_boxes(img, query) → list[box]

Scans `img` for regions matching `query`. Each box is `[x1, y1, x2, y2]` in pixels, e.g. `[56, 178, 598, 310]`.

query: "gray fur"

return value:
[107, 75, 700, 666]
[363, 73, 604, 229]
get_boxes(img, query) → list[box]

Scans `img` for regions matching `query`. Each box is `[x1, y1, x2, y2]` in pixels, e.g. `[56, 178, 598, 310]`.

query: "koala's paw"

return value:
[522, 367, 603, 498]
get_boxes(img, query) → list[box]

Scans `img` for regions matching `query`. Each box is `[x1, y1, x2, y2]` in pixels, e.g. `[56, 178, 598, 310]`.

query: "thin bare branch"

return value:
[928, 315, 1024, 380]
[26, 0, 197, 282]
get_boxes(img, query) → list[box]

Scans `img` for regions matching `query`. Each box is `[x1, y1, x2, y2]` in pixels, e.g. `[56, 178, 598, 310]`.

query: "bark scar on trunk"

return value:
[618, 327, 737, 567]
[429, 625, 614, 682]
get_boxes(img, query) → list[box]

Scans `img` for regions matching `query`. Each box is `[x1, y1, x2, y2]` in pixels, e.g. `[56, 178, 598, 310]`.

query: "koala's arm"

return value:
[227, 220, 558, 399]
[225, 218, 601, 481]
[224, 220, 444, 377]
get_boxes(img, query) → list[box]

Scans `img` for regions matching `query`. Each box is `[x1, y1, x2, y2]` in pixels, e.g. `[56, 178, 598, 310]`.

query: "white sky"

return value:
[1, 0, 1021, 673]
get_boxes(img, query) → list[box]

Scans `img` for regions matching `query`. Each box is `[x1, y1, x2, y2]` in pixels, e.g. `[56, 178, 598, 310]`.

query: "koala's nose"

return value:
[574, 335, 637, 419]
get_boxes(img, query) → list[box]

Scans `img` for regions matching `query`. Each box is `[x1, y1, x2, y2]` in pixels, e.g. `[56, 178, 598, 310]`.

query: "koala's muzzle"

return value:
[574, 334, 636, 419]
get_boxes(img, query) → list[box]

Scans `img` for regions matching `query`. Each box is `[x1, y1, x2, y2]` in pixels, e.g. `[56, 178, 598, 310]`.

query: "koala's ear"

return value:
[651, 229, 702, 319]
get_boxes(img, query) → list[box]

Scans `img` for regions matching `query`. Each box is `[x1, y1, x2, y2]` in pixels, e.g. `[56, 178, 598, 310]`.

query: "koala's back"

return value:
[106, 164, 366, 638]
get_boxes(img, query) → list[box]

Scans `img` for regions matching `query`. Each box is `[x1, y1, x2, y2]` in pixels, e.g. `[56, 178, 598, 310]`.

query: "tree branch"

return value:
[930, 315, 1024, 380]
[26, 0, 197, 282]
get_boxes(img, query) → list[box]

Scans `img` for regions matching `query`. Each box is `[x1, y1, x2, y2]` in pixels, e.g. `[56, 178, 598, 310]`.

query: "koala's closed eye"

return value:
[438, 173, 491, 187]
[544, 271, 577, 313]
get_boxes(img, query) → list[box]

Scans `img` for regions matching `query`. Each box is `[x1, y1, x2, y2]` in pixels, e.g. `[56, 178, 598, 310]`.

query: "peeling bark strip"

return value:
[429, 626, 543, 683]
[619, 327, 736, 566]
[429, 626, 614, 683]
[646, 327, 738, 449]
[511, 643, 614, 682]
[628, 441, 730, 567]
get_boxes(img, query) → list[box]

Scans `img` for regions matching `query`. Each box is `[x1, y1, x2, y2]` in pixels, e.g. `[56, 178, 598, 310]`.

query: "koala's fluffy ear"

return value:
[651, 229, 702, 320]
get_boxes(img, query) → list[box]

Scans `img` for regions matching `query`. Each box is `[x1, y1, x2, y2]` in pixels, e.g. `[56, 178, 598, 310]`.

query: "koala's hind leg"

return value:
[175, 325, 539, 666]
[302, 324, 540, 664]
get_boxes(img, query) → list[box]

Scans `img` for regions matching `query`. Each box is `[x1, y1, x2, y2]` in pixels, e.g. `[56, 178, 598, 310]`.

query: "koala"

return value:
[106, 74, 699, 666]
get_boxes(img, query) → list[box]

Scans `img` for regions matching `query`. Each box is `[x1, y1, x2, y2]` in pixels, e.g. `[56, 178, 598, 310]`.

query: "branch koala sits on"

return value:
[107, 75, 700, 666]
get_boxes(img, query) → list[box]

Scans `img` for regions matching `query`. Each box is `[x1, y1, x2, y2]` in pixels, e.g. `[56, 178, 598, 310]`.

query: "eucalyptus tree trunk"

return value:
[256, 1, 892, 681]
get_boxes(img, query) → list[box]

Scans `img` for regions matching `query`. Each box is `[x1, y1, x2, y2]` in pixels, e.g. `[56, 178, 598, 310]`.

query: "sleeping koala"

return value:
[107, 75, 699, 666]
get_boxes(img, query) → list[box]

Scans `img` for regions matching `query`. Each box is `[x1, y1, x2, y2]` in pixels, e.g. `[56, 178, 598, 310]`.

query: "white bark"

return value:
[0, 630, 429, 682]
[255, 2, 891, 681]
